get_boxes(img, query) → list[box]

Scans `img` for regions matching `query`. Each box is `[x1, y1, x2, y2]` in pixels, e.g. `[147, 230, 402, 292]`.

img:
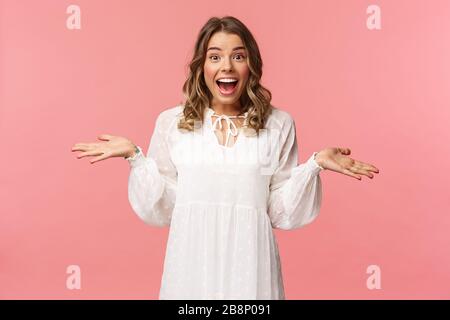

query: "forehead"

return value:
[207, 32, 245, 50]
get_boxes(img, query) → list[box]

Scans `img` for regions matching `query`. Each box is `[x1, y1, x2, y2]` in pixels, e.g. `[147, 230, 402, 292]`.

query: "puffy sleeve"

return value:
[267, 116, 324, 230]
[126, 110, 178, 227]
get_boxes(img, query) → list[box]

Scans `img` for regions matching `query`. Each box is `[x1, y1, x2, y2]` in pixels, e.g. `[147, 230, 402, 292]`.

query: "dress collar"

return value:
[205, 107, 249, 148]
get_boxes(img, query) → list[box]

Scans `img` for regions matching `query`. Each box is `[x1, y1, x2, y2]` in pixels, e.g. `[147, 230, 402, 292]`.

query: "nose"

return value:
[221, 57, 233, 72]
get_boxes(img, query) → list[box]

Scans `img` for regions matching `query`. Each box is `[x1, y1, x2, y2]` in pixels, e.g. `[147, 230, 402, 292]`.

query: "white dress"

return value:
[126, 105, 324, 300]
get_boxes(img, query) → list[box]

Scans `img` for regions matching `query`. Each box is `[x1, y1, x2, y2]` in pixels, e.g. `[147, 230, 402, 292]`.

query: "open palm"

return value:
[71, 134, 135, 164]
[315, 147, 379, 180]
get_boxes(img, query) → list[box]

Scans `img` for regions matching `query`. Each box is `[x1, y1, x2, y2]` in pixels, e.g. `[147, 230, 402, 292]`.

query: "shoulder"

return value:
[157, 105, 184, 122]
[266, 105, 296, 132]
[154, 105, 184, 130]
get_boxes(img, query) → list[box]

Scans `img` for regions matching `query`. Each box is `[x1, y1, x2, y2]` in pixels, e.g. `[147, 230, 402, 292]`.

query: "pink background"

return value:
[1, 0, 449, 299]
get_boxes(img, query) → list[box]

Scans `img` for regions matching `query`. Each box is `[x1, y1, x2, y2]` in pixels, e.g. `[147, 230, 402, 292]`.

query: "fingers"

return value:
[72, 143, 94, 152]
[72, 139, 110, 164]
[354, 160, 380, 174]
[76, 150, 103, 159]
[97, 134, 113, 141]
[72, 144, 86, 151]
[90, 153, 109, 164]
[342, 168, 361, 180]
[345, 163, 380, 180]
[338, 147, 351, 155]
[350, 167, 374, 179]
[338, 148, 380, 174]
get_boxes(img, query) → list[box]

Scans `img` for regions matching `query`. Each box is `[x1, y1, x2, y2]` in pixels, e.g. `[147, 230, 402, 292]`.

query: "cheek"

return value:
[203, 64, 216, 84]
[239, 62, 250, 77]
[239, 64, 250, 83]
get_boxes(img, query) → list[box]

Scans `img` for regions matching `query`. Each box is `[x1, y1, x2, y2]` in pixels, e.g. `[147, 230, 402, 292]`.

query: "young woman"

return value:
[72, 16, 379, 300]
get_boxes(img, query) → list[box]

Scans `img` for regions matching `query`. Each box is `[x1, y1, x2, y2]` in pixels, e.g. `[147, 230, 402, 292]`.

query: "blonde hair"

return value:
[178, 16, 273, 136]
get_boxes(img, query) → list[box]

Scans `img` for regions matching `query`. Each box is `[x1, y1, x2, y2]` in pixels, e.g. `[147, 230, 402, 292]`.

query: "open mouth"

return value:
[216, 78, 239, 95]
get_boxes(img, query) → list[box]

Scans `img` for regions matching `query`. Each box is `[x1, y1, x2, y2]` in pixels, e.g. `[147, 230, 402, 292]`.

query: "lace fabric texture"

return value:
[127, 105, 324, 299]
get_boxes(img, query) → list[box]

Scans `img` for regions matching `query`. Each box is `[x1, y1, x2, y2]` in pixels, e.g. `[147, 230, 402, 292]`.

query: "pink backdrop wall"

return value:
[1, 0, 449, 299]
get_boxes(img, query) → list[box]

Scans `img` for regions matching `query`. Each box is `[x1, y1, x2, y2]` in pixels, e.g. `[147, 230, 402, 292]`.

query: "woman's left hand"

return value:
[314, 147, 380, 180]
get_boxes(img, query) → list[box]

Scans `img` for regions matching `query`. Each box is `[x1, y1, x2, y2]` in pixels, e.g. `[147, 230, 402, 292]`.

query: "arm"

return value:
[127, 111, 178, 227]
[267, 116, 324, 230]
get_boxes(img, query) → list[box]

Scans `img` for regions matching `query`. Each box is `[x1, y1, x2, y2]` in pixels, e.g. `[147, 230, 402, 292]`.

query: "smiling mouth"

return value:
[216, 79, 239, 95]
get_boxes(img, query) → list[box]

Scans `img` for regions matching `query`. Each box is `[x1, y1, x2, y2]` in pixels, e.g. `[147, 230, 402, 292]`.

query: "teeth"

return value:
[217, 79, 238, 83]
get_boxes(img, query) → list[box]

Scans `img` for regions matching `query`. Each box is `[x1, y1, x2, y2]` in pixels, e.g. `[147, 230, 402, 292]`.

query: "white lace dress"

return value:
[127, 105, 324, 300]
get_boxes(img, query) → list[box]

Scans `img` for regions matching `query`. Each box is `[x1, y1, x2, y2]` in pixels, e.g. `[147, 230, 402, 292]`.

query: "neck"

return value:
[210, 101, 242, 116]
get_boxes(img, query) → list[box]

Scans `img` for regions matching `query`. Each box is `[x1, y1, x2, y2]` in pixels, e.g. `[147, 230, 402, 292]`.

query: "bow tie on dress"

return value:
[210, 111, 247, 148]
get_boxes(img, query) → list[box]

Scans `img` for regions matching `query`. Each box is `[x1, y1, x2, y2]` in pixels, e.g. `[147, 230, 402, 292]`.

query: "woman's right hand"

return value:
[71, 134, 137, 164]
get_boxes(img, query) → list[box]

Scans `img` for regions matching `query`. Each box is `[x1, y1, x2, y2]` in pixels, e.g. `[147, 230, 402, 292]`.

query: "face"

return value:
[203, 32, 250, 110]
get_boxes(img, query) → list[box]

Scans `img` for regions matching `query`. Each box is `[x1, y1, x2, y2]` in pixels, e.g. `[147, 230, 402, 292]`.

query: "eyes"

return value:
[208, 53, 246, 62]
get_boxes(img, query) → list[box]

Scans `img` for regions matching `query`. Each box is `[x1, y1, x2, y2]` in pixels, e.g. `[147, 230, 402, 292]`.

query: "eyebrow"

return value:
[206, 46, 246, 52]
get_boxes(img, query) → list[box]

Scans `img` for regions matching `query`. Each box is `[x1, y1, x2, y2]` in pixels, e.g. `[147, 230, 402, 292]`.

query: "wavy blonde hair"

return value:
[178, 16, 273, 136]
